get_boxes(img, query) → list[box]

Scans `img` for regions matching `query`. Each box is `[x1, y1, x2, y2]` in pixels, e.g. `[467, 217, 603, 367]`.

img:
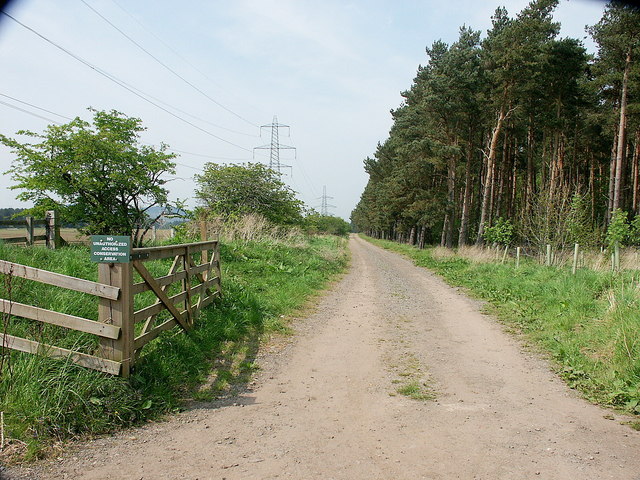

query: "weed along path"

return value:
[10, 235, 640, 480]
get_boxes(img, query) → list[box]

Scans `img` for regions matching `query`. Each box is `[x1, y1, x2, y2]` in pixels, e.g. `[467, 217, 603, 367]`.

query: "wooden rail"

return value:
[0, 211, 61, 248]
[0, 259, 123, 374]
[1, 237, 221, 377]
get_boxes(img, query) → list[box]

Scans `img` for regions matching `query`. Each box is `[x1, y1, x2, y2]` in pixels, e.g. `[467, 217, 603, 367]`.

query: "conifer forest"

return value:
[351, 1, 640, 250]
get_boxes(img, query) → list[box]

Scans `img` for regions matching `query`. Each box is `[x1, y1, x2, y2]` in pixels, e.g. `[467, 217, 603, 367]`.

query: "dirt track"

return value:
[9, 235, 640, 479]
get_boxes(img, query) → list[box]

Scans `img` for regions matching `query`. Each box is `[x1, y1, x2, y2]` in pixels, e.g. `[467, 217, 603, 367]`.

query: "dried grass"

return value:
[195, 214, 307, 246]
[452, 245, 503, 264]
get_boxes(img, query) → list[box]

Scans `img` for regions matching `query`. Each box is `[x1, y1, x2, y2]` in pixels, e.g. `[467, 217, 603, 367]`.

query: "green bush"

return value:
[483, 218, 514, 246]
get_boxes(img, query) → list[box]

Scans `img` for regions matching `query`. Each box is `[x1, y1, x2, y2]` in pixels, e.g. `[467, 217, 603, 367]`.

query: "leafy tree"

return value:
[352, 1, 639, 253]
[567, 193, 598, 247]
[1, 109, 176, 246]
[605, 208, 630, 248]
[483, 217, 514, 246]
[304, 213, 351, 236]
[194, 162, 304, 225]
[589, 2, 640, 217]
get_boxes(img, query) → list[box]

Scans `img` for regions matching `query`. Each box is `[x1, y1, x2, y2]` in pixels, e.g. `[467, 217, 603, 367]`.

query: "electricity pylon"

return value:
[253, 115, 296, 174]
[319, 185, 336, 216]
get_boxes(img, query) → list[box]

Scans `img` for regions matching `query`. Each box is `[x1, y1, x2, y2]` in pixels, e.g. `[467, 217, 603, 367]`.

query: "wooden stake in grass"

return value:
[546, 244, 552, 266]
[1, 411, 4, 451]
[516, 247, 521, 268]
[614, 243, 620, 272]
[572, 243, 579, 275]
[501, 245, 509, 264]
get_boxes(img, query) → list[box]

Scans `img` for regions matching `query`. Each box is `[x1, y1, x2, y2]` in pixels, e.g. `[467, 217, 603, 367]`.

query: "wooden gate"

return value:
[1, 239, 221, 377]
[98, 240, 221, 376]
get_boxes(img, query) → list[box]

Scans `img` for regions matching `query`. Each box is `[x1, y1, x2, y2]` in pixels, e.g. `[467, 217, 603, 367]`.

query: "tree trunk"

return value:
[607, 128, 619, 224]
[589, 150, 596, 222]
[633, 129, 640, 215]
[510, 156, 517, 218]
[458, 138, 474, 246]
[525, 116, 536, 208]
[443, 151, 457, 248]
[476, 107, 506, 244]
[612, 48, 632, 214]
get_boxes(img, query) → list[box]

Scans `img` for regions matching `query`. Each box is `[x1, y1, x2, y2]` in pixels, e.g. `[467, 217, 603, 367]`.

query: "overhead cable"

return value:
[0, 93, 73, 121]
[0, 99, 62, 124]
[81, 0, 259, 129]
[1, 11, 254, 152]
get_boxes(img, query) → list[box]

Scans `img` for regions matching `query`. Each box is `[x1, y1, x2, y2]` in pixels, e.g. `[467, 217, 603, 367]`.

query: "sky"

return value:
[0, 0, 607, 221]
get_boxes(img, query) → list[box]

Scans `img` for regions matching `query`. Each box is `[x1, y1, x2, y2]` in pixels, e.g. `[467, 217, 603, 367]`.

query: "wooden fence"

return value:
[0, 239, 221, 377]
[0, 210, 61, 248]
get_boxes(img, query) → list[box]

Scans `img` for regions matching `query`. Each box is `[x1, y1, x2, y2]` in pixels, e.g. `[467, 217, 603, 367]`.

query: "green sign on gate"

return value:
[90, 235, 131, 263]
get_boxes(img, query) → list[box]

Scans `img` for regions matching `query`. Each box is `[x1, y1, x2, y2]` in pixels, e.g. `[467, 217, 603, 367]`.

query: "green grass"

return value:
[363, 235, 640, 416]
[0, 235, 348, 460]
[396, 381, 435, 401]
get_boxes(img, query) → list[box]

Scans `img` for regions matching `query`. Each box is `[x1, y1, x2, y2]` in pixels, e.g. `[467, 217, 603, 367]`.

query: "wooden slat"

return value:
[2, 237, 27, 244]
[132, 277, 218, 323]
[183, 246, 193, 326]
[139, 255, 181, 336]
[0, 299, 120, 339]
[132, 241, 217, 261]
[134, 318, 178, 349]
[0, 260, 120, 300]
[32, 220, 47, 226]
[134, 290, 187, 322]
[133, 261, 190, 331]
[0, 220, 26, 226]
[199, 290, 220, 310]
[2, 334, 121, 375]
[33, 235, 47, 241]
[135, 289, 221, 350]
[193, 254, 216, 310]
[131, 263, 209, 294]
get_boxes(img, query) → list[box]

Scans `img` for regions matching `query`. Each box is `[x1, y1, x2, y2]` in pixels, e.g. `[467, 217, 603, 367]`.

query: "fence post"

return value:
[572, 243, 579, 275]
[516, 247, 521, 268]
[214, 238, 222, 297]
[98, 262, 134, 377]
[501, 245, 509, 264]
[45, 210, 61, 249]
[25, 216, 34, 246]
[614, 243, 620, 272]
[546, 244, 552, 266]
[200, 221, 208, 265]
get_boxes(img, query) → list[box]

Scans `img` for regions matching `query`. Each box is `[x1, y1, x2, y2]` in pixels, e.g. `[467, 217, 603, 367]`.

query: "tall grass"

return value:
[364, 236, 640, 417]
[0, 235, 348, 461]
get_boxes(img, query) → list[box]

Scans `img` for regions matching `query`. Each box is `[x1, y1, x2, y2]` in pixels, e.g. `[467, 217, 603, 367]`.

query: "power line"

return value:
[108, 76, 257, 138]
[110, 0, 270, 122]
[169, 148, 253, 161]
[81, 0, 259, 129]
[1, 11, 255, 153]
[0, 99, 62, 124]
[0, 93, 73, 121]
[0, 93, 263, 170]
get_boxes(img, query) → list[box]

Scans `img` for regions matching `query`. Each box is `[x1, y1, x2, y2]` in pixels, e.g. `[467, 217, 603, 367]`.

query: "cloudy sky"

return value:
[0, 0, 607, 220]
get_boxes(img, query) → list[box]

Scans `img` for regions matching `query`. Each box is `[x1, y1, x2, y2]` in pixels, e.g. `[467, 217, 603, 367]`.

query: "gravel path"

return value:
[6, 235, 640, 480]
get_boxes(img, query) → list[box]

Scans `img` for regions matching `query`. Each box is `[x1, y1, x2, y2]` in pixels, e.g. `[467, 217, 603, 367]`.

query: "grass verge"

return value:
[362, 235, 640, 417]
[0, 235, 348, 461]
